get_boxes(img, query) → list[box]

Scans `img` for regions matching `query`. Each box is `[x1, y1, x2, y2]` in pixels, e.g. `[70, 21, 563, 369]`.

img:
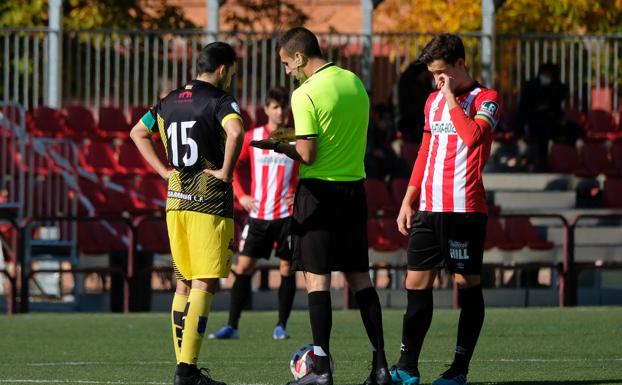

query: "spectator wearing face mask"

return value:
[518, 63, 569, 172]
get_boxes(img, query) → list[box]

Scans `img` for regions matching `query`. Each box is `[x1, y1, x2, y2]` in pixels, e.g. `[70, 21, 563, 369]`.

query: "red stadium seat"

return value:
[605, 141, 622, 176]
[78, 220, 126, 254]
[116, 141, 152, 175]
[390, 178, 409, 207]
[99, 106, 130, 139]
[137, 219, 170, 254]
[136, 176, 167, 209]
[401, 142, 420, 168]
[104, 176, 149, 213]
[78, 141, 119, 176]
[504, 217, 554, 250]
[77, 176, 108, 215]
[129, 106, 150, 126]
[549, 143, 579, 174]
[377, 217, 408, 249]
[486, 217, 523, 251]
[31, 106, 68, 137]
[65, 105, 101, 139]
[575, 142, 610, 177]
[367, 218, 400, 252]
[365, 178, 397, 216]
[603, 177, 622, 208]
[586, 109, 616, 141]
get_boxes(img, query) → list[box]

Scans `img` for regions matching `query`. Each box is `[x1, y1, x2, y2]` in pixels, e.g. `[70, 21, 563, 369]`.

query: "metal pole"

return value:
[361, 0, 374, 91]
[47, 0, 62, 108]
[481, 0, 494, 87]
[206, 0, 220, 44]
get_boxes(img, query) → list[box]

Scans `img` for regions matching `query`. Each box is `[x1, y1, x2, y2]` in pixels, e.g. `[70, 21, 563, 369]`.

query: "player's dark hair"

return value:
[419, 34, 465, 66]
[278, 27, 323, 59]
[197, 42, 237, 75]
[265, 86, 289, 108]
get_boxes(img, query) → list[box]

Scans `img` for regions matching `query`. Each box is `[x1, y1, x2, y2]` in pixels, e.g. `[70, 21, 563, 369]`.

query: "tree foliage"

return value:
[0, 0, 195, 29]
[223, 0, 308, 32]
[376, 0, 622, 34]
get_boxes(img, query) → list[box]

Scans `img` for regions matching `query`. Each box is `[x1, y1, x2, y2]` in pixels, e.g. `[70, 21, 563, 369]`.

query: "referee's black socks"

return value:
[228, 273, 252, 329]
[308, 290, 332, 373]
[277, 274, 296, 328]
[355, 287, 388, 369]
[453, 284, 485, 374]
[398, 288, 433, 374]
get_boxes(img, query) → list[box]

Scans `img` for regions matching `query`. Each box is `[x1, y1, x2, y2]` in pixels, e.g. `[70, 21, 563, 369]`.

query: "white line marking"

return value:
[0, 381, 168, 384]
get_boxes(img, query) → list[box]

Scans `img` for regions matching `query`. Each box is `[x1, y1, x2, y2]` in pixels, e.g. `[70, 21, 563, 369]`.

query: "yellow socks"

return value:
[171, 293, 189, 363]
[179, 289, 213, 365]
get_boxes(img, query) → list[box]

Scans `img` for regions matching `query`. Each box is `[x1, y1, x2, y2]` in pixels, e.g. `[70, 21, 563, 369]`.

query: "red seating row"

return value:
[485, 217, 554, 251]
[78, 139, 167, 177]
[549, 142, 622, 177]
[77, 218, 170, 255]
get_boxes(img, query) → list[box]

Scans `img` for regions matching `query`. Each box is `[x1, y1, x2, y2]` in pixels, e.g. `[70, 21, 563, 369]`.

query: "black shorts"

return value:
[407, 211, 487, 275]
[239, 217, 292, 261]
[291, 178, 369, 274]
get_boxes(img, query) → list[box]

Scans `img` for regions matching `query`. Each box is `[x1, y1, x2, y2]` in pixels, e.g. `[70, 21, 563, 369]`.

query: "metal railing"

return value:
[2, 29, 621, 116]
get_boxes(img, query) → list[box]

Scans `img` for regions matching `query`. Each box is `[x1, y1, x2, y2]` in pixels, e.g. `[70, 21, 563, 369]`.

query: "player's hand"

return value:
[239, 195, 255, 212]
[160, 169, 173, 181]
[203, 168, 232, 183]
[438, 74, 455, 98]
[396, 202, 414, 236]
[285, 192, 295, 208]
[250, 138, 279, 150]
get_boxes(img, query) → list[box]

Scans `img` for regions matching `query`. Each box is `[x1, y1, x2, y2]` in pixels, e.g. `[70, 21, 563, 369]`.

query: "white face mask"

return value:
[539, 74, 552, 86]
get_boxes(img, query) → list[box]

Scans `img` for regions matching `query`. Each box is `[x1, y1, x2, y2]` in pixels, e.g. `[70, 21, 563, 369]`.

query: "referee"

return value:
[252, 27, 389, 385]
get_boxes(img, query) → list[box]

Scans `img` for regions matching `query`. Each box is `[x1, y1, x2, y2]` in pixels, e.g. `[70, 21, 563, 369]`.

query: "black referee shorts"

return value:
[407, 211, 487, 275]
[291, 178, 369, 274]
[239, 217, 292, 261]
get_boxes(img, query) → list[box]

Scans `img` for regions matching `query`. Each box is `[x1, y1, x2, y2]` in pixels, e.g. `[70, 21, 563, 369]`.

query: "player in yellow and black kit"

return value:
[130, 42, 244, 385]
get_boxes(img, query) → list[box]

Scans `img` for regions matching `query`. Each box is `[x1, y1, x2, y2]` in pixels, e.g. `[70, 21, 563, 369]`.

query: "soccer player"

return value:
[252, 27, 389, 385]
[209, 86, 299, 340]
[130, 42, 244, 385]
[389, 34, 503, 385]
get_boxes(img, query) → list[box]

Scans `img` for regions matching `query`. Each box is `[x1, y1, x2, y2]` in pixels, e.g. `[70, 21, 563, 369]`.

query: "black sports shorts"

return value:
[407, 211, 487, 275]
[291, 178, 369, 274]
[239, 217, 292, 261]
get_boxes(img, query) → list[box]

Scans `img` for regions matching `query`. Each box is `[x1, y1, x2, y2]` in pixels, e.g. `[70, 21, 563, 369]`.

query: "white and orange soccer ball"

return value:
[289, 344, 335, 380]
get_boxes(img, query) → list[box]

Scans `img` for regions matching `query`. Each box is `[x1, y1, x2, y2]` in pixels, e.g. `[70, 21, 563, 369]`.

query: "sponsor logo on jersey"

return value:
[167, 191, 205, 202]
[449, 239, 470, 260]
[185, 84, 193, 90]
[430, 121, 457, 134]
[178, 91, 193, 99]
[231, 101, 241, 114]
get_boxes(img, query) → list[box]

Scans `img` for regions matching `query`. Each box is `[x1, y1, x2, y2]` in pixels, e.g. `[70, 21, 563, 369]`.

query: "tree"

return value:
[0, 0, 195, 29]
[376, 0, 622, 34]
[222, 0, 308, 32]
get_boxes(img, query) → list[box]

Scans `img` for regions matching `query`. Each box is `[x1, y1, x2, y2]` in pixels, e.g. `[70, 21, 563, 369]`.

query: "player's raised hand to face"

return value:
[438, 74, 455, 98]
[396, 202, 414, 236]
[203, 168, 232, 183]
[239, 195, 256, 212]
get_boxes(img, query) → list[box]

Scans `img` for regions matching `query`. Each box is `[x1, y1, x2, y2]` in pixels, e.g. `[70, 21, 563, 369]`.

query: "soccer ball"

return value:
[289, 344, 335, 379]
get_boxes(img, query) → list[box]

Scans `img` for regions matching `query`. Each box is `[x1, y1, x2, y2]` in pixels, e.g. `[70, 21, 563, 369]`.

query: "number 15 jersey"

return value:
[141, 80, 243, 218]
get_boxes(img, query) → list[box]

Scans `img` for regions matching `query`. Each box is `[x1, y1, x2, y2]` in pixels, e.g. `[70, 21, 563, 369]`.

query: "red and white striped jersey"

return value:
[233, 125, 298, 220]
[410, 84, 502, 213]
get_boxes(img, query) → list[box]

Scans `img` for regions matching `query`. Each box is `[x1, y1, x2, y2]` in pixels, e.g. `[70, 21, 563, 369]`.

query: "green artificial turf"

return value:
[1, 307, 621, 384]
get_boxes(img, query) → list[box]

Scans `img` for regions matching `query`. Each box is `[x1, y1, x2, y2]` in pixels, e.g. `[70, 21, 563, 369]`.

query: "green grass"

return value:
[1, 307, 622, 384]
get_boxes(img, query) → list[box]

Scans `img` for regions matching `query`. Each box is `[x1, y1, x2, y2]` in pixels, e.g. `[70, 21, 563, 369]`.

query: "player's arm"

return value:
[130, 111, 171, 180]
[206, 118, 244, 183]
[439, 75, 501, 147]
[232, 132, 255, 212]
[276, 90, 318, 165]
[396, 130, 431, 235]
[274, 138, 316, 165]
